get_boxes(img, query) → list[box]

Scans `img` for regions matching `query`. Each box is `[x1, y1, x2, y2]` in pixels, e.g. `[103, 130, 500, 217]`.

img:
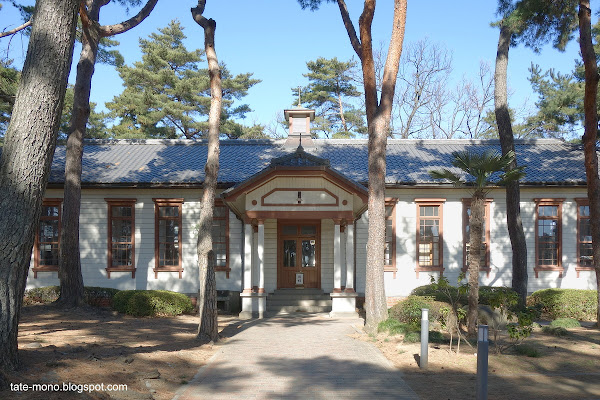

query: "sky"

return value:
[1, 0, 582, 130]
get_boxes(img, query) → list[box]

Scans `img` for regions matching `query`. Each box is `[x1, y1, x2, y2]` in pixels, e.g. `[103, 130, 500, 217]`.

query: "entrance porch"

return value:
[221, 137, 367, 318]
[237, 217, 359, 318]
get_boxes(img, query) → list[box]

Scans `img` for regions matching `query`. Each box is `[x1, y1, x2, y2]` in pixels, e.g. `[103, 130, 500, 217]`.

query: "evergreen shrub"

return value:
[388, 295, 447, 328]
[23, 286, 60, 304]
[528, 289, 597, 321]
[24, 286, 120, 306]
[112, 290, 193, 317]
[550, 318, 581, 329]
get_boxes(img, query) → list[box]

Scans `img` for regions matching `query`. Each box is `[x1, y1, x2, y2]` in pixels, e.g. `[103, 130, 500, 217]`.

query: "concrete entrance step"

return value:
[267, 299, 333, 307]
[267, 289, 332, 314]
[270, 289, 330, 300]
[267, 305, 333, 314]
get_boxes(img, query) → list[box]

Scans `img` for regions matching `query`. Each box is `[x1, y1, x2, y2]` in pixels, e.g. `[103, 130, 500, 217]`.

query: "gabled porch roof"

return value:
[221, 145, 368, 203]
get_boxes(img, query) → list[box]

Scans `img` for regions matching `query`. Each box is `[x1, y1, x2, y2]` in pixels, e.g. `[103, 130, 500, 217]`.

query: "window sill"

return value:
[534, 266, 563, 278]
[384, 265, 397, 279]
[215, 267, 231, 279]
[106, 267, 136, 279]
[153, 267, 184, 279]
[32, 266, 58, 278]
[575, 266, 594, 278]
[415, 266, 444, 278]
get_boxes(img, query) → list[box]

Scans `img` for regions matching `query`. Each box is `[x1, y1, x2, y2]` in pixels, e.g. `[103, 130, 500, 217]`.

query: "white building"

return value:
[27, 108, 597, 317]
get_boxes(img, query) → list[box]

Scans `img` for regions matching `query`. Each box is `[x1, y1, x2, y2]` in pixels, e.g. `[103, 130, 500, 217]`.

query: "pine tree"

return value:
[525, 16, 600, 141]
[296, 57, 365, 138]
[107, 21, 260, 139]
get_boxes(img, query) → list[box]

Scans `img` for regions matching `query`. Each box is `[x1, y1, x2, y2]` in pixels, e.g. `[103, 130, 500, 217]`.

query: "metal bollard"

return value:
[476, 324, 489, 400]
[420, 308, 429, 369]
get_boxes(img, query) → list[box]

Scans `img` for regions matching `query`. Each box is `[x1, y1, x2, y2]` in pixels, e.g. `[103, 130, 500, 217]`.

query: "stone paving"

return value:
[173, 314, 419, 400]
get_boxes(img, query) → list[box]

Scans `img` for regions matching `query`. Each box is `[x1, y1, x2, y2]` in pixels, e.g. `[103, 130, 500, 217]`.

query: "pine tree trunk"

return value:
[57, 0, 157, 307]
[494, 24, 528, 306]
[0, 0, 78, 379]
[359, 0, 406, 333]
[467, 192, 484, 336]
[192, 4, 221, 343]
[57, 1, 102, 308]
[577, 1, 600, 328]
[364, 113, 389, 332]
[338, 93, 348, 132]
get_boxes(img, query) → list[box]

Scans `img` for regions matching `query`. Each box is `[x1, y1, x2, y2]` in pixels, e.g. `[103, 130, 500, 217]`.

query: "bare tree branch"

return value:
[0, 18, 32, 39]
[99, 0, 158, 37]
[336, 0, 362, 59]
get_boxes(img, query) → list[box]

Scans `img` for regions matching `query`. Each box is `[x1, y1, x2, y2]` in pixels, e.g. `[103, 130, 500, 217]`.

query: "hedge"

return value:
[388, 295, 449, 328]
[24, 286, 60, 304]
[528, 289, 597, 321]
[411, 283, 517, 309]
[411, 284, 466, 304]
[112, 290, 193, 317]
[23, 286, 120, 307]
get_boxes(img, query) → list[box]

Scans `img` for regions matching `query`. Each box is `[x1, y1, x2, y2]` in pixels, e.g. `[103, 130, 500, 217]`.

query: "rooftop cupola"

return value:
[284, 106, 315, 147]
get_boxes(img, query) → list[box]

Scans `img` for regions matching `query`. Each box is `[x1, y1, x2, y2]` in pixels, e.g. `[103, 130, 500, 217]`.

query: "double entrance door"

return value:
[277, 221, 320, 289]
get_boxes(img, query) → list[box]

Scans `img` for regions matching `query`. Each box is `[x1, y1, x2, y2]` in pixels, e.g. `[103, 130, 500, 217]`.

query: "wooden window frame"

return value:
[415, 199, 445, 277]
[213, 199, 230, 278]
[33, 198, 63, 278]
[105, 199, 137, 279]
[384, 198, 397, 278]
[462, 198, 492, 277]
[153, 198, 184, 279]
[575, 198, 593, 277]
[534, 198, 564, 278]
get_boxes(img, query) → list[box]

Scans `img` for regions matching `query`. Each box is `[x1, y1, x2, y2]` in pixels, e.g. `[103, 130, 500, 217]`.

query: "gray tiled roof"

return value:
[41, 138, 589, 187]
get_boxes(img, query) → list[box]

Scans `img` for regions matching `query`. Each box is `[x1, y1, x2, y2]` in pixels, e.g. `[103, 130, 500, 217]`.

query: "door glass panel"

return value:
[301, 240, 316, 267]
[282, 225, 297, 236]
[283, 240, 296, 267]
[300, 225, 317, 235]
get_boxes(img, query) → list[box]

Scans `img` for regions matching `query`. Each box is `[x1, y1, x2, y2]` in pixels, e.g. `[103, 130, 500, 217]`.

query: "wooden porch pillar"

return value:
[243, 221, 253, 293]
[333, 219, 342, 293]
[257, 219, 265, 293]
[345, 222, 355, 292]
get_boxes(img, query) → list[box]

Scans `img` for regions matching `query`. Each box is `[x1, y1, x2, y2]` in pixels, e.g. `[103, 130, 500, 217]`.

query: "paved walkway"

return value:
[173, 314, 419, 400]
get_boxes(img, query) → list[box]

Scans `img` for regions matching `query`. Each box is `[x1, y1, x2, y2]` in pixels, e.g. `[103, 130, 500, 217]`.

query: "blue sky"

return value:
[1, 0, 582, 129]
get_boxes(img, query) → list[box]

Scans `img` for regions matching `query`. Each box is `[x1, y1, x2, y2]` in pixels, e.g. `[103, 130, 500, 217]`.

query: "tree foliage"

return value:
[0, 60, 18, 136]
[296, 56, 365, 138]
[0, 62, 108, 138]
[526, 19, 600, 139]
[60, 86, 109, 139]
[107, 21, 260, 139]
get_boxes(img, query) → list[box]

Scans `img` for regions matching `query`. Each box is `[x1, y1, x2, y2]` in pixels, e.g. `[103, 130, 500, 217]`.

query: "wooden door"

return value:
[278, 222, 320, 289]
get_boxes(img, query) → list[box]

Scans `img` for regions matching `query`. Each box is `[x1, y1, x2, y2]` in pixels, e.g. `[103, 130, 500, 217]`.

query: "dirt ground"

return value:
[356, 324, 600, 400]
[4, 306, 600, 400]
[1, 304, 238, 400]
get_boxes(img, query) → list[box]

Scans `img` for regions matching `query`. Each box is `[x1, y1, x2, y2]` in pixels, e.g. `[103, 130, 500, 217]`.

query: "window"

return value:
[462, 199, 492, 276]
[534, 198, 564, 277]
[33, 199, 62, 278]
[106, 199, 136, 278]
[415, 199, 445, 277]
[384, 199, 397, 278]
[213, 201, 230, 278]
[576, 198, 593, 277]
[153, 198, 184, 279]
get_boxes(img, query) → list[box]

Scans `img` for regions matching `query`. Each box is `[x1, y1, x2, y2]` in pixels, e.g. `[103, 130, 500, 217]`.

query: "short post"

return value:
[420, 308, 429, 369]
[476, 324, 489, 400]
